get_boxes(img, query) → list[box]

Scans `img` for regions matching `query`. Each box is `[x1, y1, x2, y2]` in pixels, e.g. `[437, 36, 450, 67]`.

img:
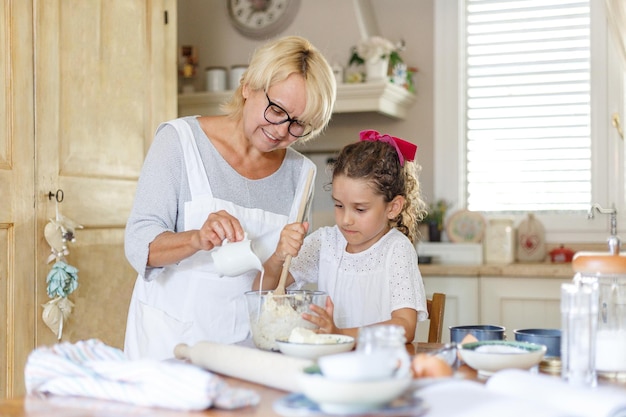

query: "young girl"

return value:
[254, 130, 428, 342]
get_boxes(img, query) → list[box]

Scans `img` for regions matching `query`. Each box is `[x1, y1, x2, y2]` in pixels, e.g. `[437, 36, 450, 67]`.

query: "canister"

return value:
[229, 65, 247, 91]
[573, 252, 626, 380]
[205, 66, 227, 92]
[484, 218, 516, 264]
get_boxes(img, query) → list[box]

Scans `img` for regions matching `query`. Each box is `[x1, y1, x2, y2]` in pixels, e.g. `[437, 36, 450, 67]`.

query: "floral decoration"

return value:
[46, 261, 79, 298]
[346, 37, 417, 91]
[356, 36, 397, 63]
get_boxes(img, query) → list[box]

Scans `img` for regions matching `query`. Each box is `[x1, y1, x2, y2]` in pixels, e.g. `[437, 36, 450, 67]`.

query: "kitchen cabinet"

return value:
[178, 82, 416, 119]
[418, 266, 573, 343]
[480, 276, 570, 341]
[416, 276, 480, 343]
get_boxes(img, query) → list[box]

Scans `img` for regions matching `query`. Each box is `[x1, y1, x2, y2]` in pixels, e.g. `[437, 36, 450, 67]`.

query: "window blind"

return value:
[465, 0, 591, 212]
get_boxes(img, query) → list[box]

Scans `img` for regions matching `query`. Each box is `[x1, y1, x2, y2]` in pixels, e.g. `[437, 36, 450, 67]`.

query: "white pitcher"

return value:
[211, 234, 262, 277]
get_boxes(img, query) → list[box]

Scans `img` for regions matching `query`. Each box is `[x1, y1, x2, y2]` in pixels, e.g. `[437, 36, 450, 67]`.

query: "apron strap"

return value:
[163, 118, 212, 198]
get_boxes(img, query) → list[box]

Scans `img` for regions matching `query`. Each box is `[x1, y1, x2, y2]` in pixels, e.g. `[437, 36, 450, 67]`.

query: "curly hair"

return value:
[331, 140, 427, 244]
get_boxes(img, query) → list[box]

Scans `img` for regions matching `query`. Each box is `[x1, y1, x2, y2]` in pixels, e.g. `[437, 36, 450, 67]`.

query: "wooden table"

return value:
[0, 343, 619, 417]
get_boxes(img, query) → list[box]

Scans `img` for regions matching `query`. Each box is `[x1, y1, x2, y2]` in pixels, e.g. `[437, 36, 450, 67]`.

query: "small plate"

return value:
[273, 391, 427, 417]
[445, 209, 487, 243]
[459, 340, 547, 377]
[276, 335, 355, 360]
[297, 373, 412, 414]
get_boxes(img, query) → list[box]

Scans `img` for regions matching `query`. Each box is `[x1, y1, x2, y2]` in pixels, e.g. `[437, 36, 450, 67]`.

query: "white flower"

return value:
[356, 36, 396, 63]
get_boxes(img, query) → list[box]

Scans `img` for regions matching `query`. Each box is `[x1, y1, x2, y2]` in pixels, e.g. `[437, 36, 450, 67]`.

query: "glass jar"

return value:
[357, 324, 410, 378]
[205, 66, 227, 92]
[484, 218, 516, 264]
[229, 65, 248, 91]
[573, 252, 626, 380]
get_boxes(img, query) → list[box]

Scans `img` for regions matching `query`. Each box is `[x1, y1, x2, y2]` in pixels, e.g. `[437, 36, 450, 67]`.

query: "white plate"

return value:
[298, 372, 412, 414]
[459, 340, 547, 377]
[273, 392, 427, 417]
[445, 209, 486, 243]
[276, 335, 355, 360]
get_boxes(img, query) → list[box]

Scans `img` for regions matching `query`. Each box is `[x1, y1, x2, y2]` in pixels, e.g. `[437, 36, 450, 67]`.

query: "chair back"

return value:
[427, 292, 446, 343]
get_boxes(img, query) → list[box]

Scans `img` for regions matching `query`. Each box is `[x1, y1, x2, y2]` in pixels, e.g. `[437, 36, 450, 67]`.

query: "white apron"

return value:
[124, 119, 314, 360]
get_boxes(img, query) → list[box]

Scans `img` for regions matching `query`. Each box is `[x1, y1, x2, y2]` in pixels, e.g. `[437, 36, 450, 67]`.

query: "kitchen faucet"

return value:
[588, 203, 621, 254]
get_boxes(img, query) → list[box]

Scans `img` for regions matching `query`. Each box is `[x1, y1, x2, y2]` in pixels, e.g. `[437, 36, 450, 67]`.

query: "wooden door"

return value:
[2, 0, 177, 398]
[1, 0, 36, 401]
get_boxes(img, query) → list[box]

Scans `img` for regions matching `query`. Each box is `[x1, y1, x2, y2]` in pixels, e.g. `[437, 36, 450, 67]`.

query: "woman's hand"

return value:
[305, 297, 339, 334]
[148, 210, 244, 267]
[195, 210, 245, 251]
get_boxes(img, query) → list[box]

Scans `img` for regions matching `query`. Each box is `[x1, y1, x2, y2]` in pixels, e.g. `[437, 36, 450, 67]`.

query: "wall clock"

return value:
[227, 0, 301, 39]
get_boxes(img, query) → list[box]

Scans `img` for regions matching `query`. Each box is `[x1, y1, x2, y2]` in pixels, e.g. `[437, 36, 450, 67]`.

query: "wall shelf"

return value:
[177, 82, 416, 120]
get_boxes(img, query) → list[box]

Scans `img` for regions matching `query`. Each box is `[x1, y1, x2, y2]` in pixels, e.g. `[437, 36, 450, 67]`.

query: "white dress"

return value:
[289, 226, 427, 328]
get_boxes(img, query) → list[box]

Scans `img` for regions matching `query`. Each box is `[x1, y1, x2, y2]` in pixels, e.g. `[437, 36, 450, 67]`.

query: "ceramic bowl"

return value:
[317, 350, 404, 382]
[276, 335, 355, 360]
[459, 340, 547, 377]
[297, 372, 412, 414]
[514, 328, 561, 358]
[450, 324, 506, 343]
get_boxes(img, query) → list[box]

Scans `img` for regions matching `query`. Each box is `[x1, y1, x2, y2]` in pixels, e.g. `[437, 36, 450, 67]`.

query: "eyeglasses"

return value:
[264, 93, 312, 138]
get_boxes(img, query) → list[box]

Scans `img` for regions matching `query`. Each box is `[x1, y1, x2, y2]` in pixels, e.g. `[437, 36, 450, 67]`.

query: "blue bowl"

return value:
[514, 328, 561, 358]
[450, 325, 505, 343]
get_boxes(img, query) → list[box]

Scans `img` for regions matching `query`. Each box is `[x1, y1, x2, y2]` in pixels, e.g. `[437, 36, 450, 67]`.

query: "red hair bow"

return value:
[359, 130, 417, 166]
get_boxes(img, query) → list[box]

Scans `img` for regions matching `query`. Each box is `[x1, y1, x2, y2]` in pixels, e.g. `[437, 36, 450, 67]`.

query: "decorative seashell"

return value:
[42, 297, 74, 339]
[44, 221, 65, 253]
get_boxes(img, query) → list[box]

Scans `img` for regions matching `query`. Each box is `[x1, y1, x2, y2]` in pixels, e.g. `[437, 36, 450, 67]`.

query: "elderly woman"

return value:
[124, 36, 336, 360]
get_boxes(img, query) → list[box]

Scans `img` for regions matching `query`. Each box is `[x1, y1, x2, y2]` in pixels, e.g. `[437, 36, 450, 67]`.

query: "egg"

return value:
[458, 334, 479, 361]
[411, 353, 453, 378]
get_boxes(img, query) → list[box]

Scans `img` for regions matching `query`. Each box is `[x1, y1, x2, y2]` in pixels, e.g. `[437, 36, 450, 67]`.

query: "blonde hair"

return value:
[332, 140, 427, 244]
[221, 36, 336, 142]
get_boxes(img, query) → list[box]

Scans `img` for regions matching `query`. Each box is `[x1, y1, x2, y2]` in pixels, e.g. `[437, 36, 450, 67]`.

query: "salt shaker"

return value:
[561, 280, 598, 387]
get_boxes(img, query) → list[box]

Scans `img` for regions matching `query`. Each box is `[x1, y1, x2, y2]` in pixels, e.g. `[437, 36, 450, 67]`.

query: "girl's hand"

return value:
[196, 210, 244, 251]
[304, 297, 338, 334]
[273, 222, 308, 263]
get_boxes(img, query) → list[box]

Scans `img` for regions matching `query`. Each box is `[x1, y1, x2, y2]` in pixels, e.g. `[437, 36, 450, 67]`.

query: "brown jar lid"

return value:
[572, 251, 626, 274]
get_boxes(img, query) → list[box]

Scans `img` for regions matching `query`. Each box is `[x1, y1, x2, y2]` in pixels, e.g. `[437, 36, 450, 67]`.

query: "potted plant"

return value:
[423, 199, 451, 242]
[353, 36, 405, 82]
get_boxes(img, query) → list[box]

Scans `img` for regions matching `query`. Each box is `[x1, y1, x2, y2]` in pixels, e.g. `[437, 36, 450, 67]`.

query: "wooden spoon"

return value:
[274, 168, 315, 295]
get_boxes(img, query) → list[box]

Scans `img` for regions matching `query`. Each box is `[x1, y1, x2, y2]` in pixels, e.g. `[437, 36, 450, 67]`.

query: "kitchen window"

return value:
[434, 0, 625, 242]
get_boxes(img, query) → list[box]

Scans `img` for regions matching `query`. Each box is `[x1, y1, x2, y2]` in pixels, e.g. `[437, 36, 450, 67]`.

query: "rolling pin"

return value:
[174, 341, 313, 392]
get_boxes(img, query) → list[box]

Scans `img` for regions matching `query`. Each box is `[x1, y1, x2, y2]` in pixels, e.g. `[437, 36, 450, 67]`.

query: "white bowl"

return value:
[459, 340, 547, 377]
[298, 372, 412, 414]
[276, 335, 355, 360]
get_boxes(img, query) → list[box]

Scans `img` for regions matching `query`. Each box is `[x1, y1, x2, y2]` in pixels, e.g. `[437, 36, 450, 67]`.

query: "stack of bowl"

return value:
[514, 328, 562, 374]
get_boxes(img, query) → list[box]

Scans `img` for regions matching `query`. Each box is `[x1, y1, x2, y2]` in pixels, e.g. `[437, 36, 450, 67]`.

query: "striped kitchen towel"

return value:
[24, 339, 259, 410]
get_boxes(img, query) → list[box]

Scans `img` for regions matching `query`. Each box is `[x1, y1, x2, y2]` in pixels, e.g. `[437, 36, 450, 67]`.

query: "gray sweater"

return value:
[124, 116, 310, 280]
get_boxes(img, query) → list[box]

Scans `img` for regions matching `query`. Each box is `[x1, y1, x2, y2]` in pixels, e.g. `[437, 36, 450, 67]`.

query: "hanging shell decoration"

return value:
[44, 213, 83, 264]
[42, 297, 74, 340]
[42, 208, 82, 339]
